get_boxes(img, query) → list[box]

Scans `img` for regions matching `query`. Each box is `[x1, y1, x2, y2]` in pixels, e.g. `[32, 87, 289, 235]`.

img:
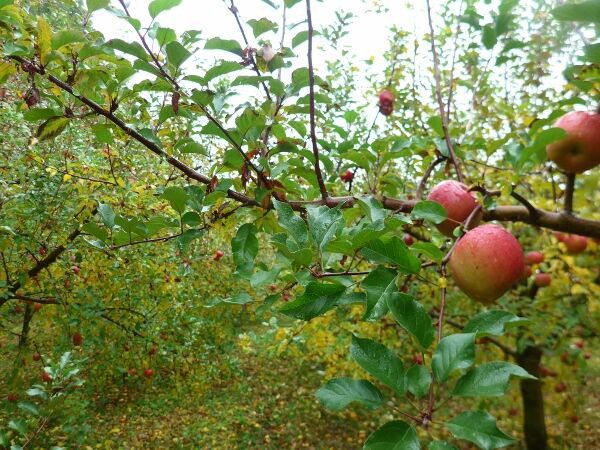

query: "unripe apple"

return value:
[526, 251, 544, 265]
[32, 352, 41, 362]
[341, 170, 353, 183]
[449, 224, 524, 303]
[534, 272, 552, 287]
[7, 393, 18, 402]
[546, 111, 600, 173]
[144, 368, 154, 378]
[214, 250, 224, 261]
[562, 234, 587, 254]
[41, 371, 52, 382]
[402, 234, 414, 246]
[72, 332, 83, 346]
[427, 180, 479, 237]
[261, 44, 275, 63]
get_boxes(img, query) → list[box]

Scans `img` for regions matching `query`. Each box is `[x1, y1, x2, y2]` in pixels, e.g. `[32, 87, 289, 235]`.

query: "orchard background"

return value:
[0, 0, 599, 449]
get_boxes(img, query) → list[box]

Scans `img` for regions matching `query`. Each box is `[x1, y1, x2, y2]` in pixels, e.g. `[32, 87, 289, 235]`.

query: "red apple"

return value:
[124, 342, 131, 352]
[539, 366, 557, 378]
[341, 170, 354, 183]
[546, 111, 600, 173]
[7, 393, 18, 403]
[41, 371, 52, 382]
[554, 382, 567, 393]
[508, 407, 519, 417]
[39, 247, 47, 256]
[72, 332, 83, 346]
[569, 415, 579, 424]
[14, 306, 23, 314]
[128, 368, 137, 376]
[553, 231, 566, 242]
[562, 234, 587, 254]
[575, 340, 584, 349]
[269, 284, 277, 292]
[449, 224, 524, 303]
[526, 251, 544, 265]
[402, 234, 414, 246]
[379, 89, 394, 116]
[583, 352, 591, 360]
[32, 352, 41, 362]
[148, 345, 157, 357]
[534, 272, 552, 287]
[214, 250, 224, 261]
[412, 354, 424, 365]
[521, 265, 533, 280]
[427, 180, 479, 237]
[144, 368, 154, 378]
[282, 292, 290, 302]
[72, 266, 80, 275]
[34, 303, 42, 312]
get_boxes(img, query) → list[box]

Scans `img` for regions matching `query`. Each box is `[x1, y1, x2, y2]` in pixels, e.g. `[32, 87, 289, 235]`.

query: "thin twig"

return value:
[564, 172, 575, 215]
[416, 156, 445, 200]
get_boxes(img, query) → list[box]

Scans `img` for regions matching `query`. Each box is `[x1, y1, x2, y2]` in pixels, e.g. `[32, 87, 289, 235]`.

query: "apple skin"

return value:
[562, 234, 588, 254]
[144, 368, 154, 378]
[449, 224, 524, 303]
[7, 393, 18, 402]
[521, 265, 533, 280]
[41, 371, 52, 383]
[427, 180, 479, 237]
[34, 303, 42, 312]
[32, 352, 41, 362]
[546, 111, 600, 173]
[402, 234, 414, 246]
[72, 332, 83, 346]
[214, 250, 224, 261]
[340, 170, 354, 183]
[526, 251, 544, 265]
[379, 89, 394, 116]
[534, 272, 552, 287]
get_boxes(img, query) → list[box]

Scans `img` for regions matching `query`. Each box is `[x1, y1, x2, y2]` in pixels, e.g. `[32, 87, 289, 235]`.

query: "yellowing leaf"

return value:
[37, 17, 52, 65]
[439, 277, 448, 288]
[63, 173, 72, 182]
[116, 177, 126, 187]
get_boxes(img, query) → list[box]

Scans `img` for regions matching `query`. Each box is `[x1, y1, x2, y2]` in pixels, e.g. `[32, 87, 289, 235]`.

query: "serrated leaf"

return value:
[453, 362, 536, 397]
[149, 0, 182, 19]
[482, 25, 497, 49]
[350, 335, 406, 396]
[204, 60, 243, 82]
[36, 117, 69, 141]
[363, 420, 420, 450]
[406, 364, 431, 398]
[361, 237, 421, 274]
[98, 203, 115, 228]
[232, 223, 258, 273]
[446, 411, 515, 450]
[387, 293, 435, 349]
[463, 310, 528, 337]
[361, 266, 397, 320]
[17, 401, 40, 416]
[432, 333, 476, 383]
[162, 186, 187, 214]
[551, 0, 600, 23]
[8, 419, 27, 436]
[247, 18, 278, 37]
[166, 41, 191, 68]
[272, 199, 309, 248]
[307, 204, 343, 252]
[204, 37, 243, 56]
[51, 30, 85, 50]
[280, 282, 346, 320]
[316, 378, 383, 411]
[105, 38, 148, 60]
[87, 0, 109, 12]
[411, 201, 447, 224]
[37, 17, 52, 64]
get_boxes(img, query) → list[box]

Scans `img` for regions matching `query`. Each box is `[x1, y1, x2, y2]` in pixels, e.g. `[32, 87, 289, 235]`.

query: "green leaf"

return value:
[105, 38, 148, 60]
[23, 108, 60, 121]
[149, 0, 182, 19]
[361, 266, 397, 320]
[207, 292, 253, 307]
[387, 293, 435, 349]
[453, 362, 536, 397]
[427, 116, 444, 137]
[231, 223, 258, 273]
[411, 201, 447, 224]
[162, 186, 188, 214]
[429, 442, 458, 450]
[51, 30, 85, 50]
[280, 282, 346, 320]
[406, 364, 431, 398]
[357, 197, 386, 225]
[17, 401, 40, 416]
[584, 43, 600, 62]
[432, 333, 476, 383]
[463, 310, 528, 337]
[307, 205, 343, 252]
[204, 37, 243, 56]
[87, 0, 109, 12]
[350, 335, 406, 396]
[8, 418, 28, 436]
[165, 41, 191, 68]
[273, 199, 309, 248]
[98, 203, 115, 228]
[551, 0, 600, 23]
[204, 60, 243, 82]
[363, 420, 420, 450]
[36, 117, 69, 141]
[361, 237, 421, 274]
[315, 378, 384, 411]
[446, 411, 515, 450]
[247, 18, 278, 37]
[411, 242, 444, 263]
[292, 30, 309, 47]
[482, 25, 497, 49]
[0, 430, 7, 446]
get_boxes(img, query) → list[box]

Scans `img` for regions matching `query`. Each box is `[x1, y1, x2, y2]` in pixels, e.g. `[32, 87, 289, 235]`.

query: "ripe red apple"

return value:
[282, 292, 290, 302]
[72, 266, 80, 275]
[575, 340, 584, 349]
[569, 415, 579, 424]
[128, 368, 137, 376]
[553, 231, 566, 242]
[144, 368, 154, 378]
[124, 342, 131, 352]
[521, 265, 533, 280]
[526, 251, 544, 265]
[534, 272, 552, 287]
[449, 224, 524, 303]
[214, 250, 224, 261]
[402, 234, 414, 246]
[41, 371, 52, 382]
[412, 354, 424, 365]
[340, 170, 354, 183]
[14, 306, 23, 314]
[546, 111, 600, 173]
[539, 366, 557, 378]
[34, 303, 42, 312]
[379, 89, 394, 116]
[583, 352, 591, 360]
[32, 352, 41, 362]
[427, 180, 479, 237]
[561, 351, 573, 365]
[562, 234, 588, 254]
[269, 284, 277, 292]
[554, 382, 567, 393]
[148, 345, 158, 357]
[72, 332, 83, 346]
[39, 247, 47, 256]
[7, 393, 18, 403]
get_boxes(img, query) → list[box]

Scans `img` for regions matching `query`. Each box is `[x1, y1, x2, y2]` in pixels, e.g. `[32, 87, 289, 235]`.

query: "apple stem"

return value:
[564, 173, 575, 215]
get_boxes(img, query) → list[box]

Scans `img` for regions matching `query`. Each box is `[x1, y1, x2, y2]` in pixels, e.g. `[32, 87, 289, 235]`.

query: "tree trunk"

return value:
[516, 345, 548, 450]
[18, 302, 33, 347]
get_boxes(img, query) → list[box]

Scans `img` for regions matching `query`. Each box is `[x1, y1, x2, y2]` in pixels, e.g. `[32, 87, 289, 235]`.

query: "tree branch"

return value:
[305, 0, 328, 199]
[564, 172, 575, 215]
